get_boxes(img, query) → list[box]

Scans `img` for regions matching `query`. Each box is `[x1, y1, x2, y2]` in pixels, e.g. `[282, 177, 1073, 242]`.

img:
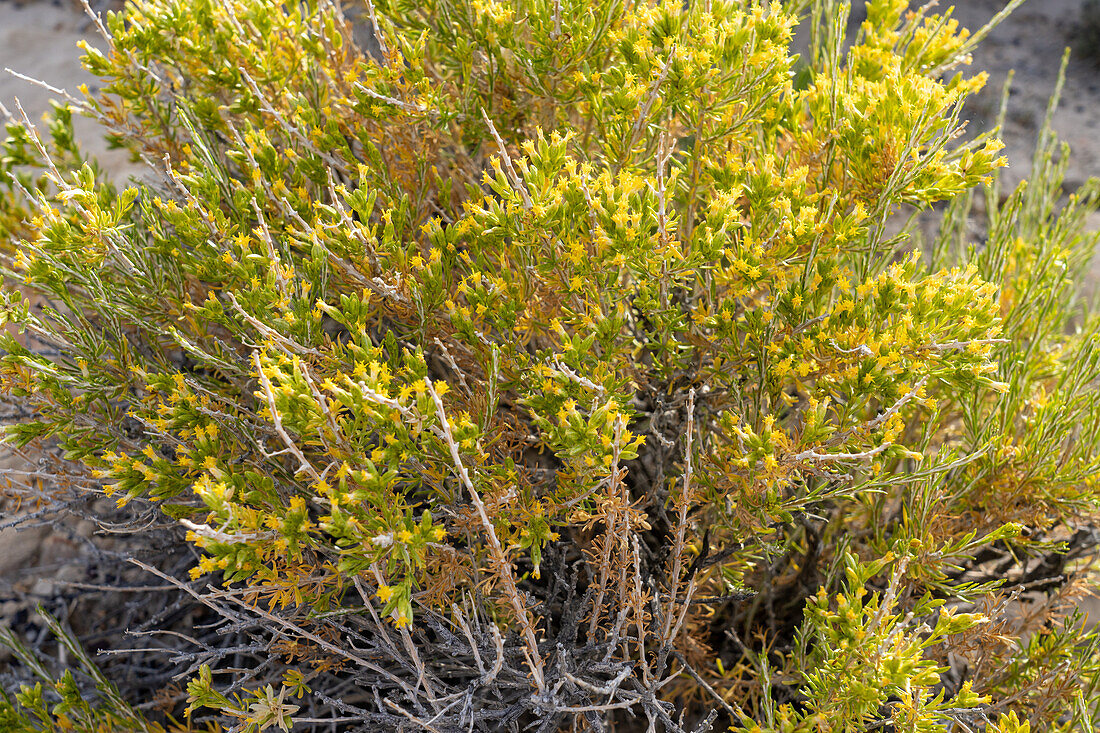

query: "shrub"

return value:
[1, 0, 1099, 730]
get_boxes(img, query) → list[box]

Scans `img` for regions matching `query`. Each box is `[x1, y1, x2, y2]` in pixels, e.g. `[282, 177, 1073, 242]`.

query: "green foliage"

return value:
[733, 553, 993, 732]
[0, 608, 209, 732]
[1, 0, 1099, 730]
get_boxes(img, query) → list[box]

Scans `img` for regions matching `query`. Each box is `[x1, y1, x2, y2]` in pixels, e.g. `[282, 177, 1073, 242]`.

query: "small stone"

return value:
[0, 524, 47, 577]
[30, 577, 55, 597]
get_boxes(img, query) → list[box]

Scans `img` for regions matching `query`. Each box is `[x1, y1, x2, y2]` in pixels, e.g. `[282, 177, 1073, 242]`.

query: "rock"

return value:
[0, 524, 48, 578]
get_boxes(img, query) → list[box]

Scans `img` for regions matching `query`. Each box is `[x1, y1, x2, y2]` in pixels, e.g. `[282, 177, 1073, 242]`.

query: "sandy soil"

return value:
[0, 0, 141, 179]
[954, 0, 1100, 193]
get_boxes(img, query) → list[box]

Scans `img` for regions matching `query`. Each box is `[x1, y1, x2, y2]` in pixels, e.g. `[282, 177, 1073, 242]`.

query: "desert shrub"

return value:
[1, 0, 1100, 730]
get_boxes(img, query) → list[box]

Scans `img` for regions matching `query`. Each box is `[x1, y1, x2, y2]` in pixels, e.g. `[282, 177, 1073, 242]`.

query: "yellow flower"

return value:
[377, 584, 394, 603]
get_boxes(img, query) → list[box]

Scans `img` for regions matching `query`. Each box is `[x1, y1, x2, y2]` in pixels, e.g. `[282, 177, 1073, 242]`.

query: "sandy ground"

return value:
[954, 0, 1100, 193]
[0, 0, 141, 179]
[0, 0, 1098, 642]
